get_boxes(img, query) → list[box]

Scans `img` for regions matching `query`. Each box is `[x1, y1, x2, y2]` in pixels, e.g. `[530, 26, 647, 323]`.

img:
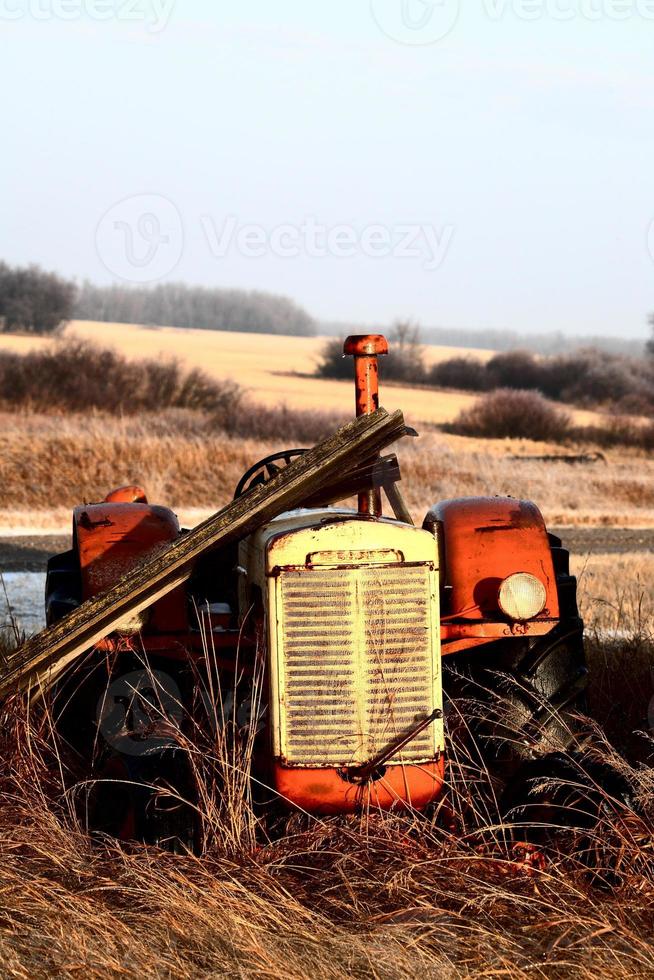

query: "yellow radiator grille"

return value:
[276, 564, 440, 768]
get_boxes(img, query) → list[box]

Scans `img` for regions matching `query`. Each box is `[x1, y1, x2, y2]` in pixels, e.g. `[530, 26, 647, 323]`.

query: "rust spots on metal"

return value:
[343, 334, 389, 516]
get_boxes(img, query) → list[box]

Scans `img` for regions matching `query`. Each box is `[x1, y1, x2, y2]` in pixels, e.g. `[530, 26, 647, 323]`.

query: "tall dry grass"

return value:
[2, 411, 654, 528]
[0, 557, 653, 976]
[572, 554, 654, 763]
[0, 624, 652, 977]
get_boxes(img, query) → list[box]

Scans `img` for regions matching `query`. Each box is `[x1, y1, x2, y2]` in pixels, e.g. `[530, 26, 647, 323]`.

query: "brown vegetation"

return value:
[0, 340, 241, 415]
[445, 389, 573, 442]
[432, 347, 654, 414]
[1, 411, 653, 530]
[0, 341, 345, 444]
[446, 389, 654, 450]
[0, 586, 652, 977]
[317, 321, 427, 384]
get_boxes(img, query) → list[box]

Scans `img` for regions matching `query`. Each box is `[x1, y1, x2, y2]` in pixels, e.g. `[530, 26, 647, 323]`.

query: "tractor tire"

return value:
[442, 538, 633, 837]
[89, 749, 198, 853]
[53, 650, 200, 853]
[443, 620, 588, 784]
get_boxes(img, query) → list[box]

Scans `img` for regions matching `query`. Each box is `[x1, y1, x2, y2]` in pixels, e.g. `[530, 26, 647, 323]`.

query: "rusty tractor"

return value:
[41, 334, 619, 848]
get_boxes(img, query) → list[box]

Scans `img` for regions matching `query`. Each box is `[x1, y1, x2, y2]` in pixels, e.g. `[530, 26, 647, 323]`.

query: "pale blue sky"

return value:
[1, 1, 652, 337]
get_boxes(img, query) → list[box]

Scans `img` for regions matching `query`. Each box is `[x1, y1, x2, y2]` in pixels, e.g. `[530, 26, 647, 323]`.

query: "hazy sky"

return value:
[1, 1, 652, 337]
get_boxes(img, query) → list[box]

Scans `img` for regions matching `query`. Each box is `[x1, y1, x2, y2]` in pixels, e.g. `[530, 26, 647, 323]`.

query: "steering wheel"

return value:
[234, 449, 308, 499]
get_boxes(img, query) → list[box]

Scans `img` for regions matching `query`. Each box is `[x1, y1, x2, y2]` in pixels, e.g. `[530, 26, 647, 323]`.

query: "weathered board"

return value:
[0, 407, 407, 697]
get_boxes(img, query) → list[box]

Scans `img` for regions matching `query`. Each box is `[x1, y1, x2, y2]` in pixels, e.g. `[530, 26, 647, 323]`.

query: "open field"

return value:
[0, 321, 604, 427]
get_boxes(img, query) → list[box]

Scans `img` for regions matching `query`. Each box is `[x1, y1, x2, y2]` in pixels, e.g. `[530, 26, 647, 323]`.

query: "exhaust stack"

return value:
[343, 334, 389, 516]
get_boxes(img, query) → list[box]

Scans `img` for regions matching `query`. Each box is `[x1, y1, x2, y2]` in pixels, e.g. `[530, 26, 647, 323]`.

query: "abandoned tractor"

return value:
[46, 335, 593, 846]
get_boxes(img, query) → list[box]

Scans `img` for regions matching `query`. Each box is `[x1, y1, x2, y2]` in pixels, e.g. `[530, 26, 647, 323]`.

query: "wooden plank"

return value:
[0, 407, 407, 697]
[304, 453, 401, 508]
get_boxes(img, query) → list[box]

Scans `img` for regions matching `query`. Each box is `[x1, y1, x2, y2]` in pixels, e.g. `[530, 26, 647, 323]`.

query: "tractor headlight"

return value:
[498, 573, 546, 621]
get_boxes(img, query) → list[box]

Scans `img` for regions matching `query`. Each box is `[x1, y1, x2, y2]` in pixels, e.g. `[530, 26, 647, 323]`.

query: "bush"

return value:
[570, 417, 654, 452]
[0, 340, 349, 448]
[485, 350, 548, 391]
[551, 349, 642, 407]
[446, 389, 573, 442]
[429, 356, 489, 391]
[0, 340, 241, 416]
[0, 261, 76, 335]
[433, 347, 654, 413]
[316, 337, 351, 379]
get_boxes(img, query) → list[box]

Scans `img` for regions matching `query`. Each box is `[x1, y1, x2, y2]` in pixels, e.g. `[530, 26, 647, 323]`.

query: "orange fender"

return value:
[424, 497, 560, 654]
[73, 492, 187, 633]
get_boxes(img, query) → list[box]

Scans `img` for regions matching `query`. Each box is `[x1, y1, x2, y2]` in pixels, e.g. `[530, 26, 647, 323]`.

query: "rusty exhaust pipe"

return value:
[343, 334, 389, 516]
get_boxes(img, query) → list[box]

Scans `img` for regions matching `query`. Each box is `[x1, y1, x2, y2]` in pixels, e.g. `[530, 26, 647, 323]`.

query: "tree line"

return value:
[0, 262, 316, 337]
[74, 281, 315, 336]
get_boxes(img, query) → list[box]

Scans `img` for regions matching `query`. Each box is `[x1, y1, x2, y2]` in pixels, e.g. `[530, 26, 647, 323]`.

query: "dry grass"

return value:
[0, 776, 651, 978]
[0, 470, 653, 976]
[1, 412, 654, 529]
[571, 553, 654, 763]
[0, 615, 652, 978]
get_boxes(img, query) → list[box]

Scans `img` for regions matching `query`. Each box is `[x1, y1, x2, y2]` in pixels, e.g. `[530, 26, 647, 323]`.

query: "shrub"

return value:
[570, 417, 654, 452]
[0, 340, 349, 448]
[429, 356, 489, 391]
[551, 349, 643, 406]
[429, 346, 654, 412]
[0, 261, 76, 335]
[0, 340, 241, 416]
[485, 350, 548, 391]
[315, 337, 351, 380]
[446, 388, 572, 442]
